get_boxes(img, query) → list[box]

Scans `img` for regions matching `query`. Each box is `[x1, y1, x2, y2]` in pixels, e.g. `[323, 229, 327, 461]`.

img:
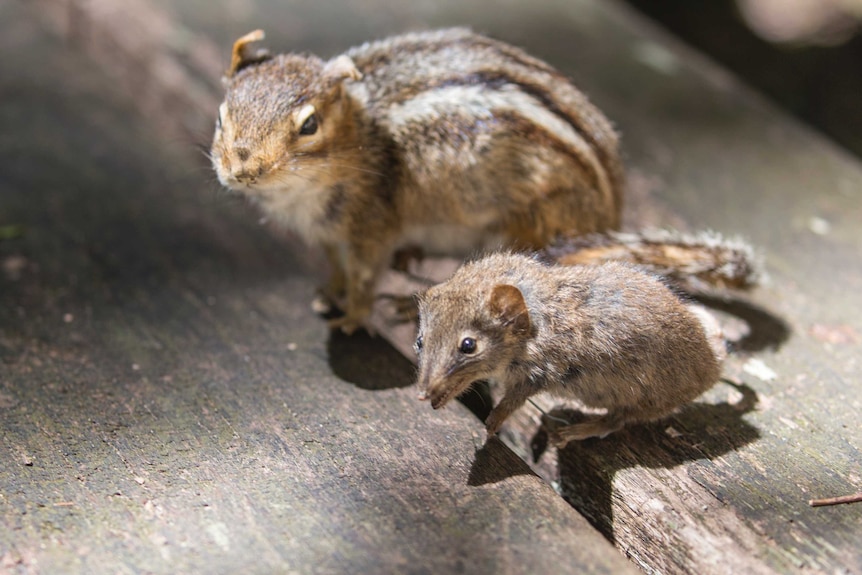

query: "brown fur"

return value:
[415, 253, 727, 446]
[210, 28, 623, 332]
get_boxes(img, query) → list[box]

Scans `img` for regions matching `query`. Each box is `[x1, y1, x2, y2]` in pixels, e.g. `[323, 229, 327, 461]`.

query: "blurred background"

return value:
[624, 0, 862, 158]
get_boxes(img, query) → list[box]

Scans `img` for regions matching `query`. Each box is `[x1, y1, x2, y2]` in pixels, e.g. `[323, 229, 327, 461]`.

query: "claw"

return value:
[328, 314, 375, 336]
[311, 294, 335, 315]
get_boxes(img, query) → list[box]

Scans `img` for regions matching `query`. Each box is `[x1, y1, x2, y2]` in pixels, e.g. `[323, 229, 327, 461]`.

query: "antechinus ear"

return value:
[225, 29, 272, 79]
[489, 284, 530, 336]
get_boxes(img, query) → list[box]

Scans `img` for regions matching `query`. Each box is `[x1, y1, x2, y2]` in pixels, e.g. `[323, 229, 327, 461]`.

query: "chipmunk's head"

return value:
[415, 278, 532, 410]
[210, 30, 362, 196]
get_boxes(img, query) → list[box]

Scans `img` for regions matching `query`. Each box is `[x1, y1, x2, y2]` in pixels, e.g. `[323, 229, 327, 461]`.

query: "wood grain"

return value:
[7, 0, 862, 573]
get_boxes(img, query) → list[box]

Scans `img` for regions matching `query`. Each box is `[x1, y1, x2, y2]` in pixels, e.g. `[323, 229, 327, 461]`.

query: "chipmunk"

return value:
[415, 252, 728, 447]
[210, 28, 624, 333]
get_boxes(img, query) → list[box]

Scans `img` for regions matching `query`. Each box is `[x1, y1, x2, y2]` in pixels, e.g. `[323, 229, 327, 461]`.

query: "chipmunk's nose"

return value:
[224, 143, 266, 185]
[233, 169, 257, 184]
[232, 162, 265, 184]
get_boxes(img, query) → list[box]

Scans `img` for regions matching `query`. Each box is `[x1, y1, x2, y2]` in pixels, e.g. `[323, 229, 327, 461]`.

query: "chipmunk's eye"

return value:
[459, 337, 477, 354]
[299, 113, 318, 135]
[216, 103, 227, 131]
[415, 335, 423, 352]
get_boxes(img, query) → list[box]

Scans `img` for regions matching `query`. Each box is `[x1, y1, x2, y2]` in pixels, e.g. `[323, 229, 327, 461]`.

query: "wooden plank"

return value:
[8, 0, 861, 573]
[187, 0, 859, 573]
[0, 3, 637, 574]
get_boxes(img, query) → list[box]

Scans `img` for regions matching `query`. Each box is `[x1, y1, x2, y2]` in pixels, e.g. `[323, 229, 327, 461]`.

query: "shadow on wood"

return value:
[326, 329, 416, 390]
[694, 294, 791, 353]
[468, 436, 535, 486]
[548, 381, 761, 544]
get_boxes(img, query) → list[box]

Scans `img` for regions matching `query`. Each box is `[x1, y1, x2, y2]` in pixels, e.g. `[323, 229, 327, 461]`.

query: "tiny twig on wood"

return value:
[808, 492, 862, 507]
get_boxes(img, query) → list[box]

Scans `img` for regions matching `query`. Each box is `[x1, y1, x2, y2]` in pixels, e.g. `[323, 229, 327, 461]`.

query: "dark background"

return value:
[625, 0, 862, 159]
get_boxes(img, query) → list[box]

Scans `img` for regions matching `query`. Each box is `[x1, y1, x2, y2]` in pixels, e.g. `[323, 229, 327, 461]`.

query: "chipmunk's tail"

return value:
[541, 229, 763, 291]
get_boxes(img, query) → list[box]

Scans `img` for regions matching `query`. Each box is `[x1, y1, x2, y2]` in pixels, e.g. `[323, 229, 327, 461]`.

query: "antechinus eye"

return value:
[459, 337, 477, 354]
[415, 335, 424, 351]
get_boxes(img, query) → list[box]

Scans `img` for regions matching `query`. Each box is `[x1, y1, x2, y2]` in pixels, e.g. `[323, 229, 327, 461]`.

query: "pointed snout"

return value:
[415, 366, 432, 402]
[416, 368, 471, 411]
[428, 383, 449, 410]
[415, 365, 449, 409]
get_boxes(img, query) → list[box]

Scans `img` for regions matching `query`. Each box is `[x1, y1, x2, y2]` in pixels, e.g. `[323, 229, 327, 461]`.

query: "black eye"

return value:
[415, 335, 423, 352]
[299, 114, 318, 135]
[459, 337, 477, 354]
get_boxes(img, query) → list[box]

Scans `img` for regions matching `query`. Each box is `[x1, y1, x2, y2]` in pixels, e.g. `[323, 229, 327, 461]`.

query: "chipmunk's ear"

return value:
[323, 55, 362, 84]
[224, 29, 272, 81]
[489, 285, 530, 336]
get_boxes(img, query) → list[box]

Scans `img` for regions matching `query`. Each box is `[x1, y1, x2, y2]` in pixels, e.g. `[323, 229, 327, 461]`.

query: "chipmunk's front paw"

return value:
[312, 293, 337, 316]
[327, 310, 375, 336]
[311, 286, 348, 318]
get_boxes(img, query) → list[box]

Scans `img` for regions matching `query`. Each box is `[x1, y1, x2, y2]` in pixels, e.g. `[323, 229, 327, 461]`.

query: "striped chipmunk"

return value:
[211, 28, 758, 333]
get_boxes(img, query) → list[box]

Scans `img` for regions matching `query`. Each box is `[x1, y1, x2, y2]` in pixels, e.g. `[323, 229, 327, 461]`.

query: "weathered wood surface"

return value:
[259, 1, 862, 569]
[3, 0, 862, 574]
[0, 3, 640, 575]
[196, 1, 861, 573]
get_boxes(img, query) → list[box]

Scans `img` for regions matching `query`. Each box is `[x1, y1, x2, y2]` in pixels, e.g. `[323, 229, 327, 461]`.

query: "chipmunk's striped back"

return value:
[214, 28, 627, 331]
[346, 28, 623, 238]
